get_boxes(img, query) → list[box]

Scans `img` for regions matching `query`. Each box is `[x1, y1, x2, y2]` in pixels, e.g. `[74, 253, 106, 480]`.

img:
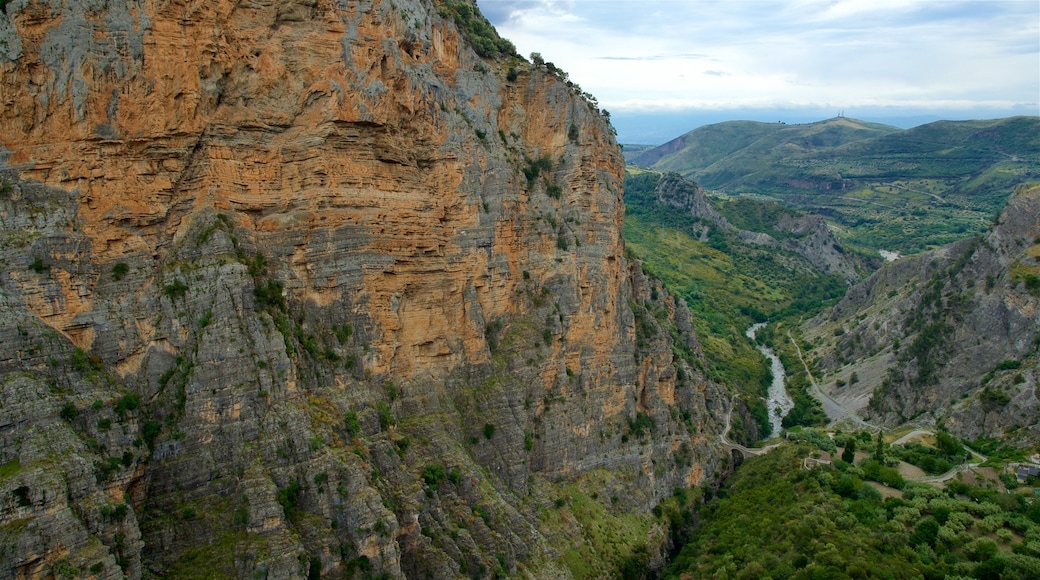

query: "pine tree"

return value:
[841, 439, 856, 464]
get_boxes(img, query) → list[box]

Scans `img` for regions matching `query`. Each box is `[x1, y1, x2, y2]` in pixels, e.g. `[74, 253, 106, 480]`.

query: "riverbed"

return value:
[746, 322, 794, 438]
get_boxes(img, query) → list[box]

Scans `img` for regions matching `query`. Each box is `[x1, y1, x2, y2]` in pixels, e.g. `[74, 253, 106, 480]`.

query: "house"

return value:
[1015, 464, 1040, 483]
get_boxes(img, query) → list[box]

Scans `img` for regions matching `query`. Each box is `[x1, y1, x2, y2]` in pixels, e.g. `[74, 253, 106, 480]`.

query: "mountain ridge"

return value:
[627, 115, 1040, 255]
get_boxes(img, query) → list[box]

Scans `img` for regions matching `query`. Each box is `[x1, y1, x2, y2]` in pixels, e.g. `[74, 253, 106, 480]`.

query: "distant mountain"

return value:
[629, 117, 1040, 256]
[628, 117, 899, 177]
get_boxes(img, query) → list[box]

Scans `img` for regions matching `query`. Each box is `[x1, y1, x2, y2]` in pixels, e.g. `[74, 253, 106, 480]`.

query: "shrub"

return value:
[376, 402, 393, 430]
[111, 262, 129, 280]
[276, 482, 301, 518]
[142, 420, 161, 451]
[114, 393, 140, 416]
[344, 411, 360, 437]
[60, 403, 77, 422]
[483, 423, 495, 440]
[437, 0, 515, 58]
[308, 436, 324, 451]
[163, 280, 189, 300]
[335, 323, 353, 344]
[628, 413, 655, 438]
[1024, 274, 1040, 294]
[253, 279, 285, 309]
[422, 464, 446, 487]
[29, 256, 50, 273]
[522, 154, 553, 186]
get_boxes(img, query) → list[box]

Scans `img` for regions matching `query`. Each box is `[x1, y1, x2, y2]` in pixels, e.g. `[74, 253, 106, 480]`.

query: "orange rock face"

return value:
[2, 0, 629, 380]
[0, 1, 727, 576]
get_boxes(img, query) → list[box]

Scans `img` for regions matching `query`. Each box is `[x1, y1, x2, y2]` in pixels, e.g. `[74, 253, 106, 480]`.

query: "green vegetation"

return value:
[624, 171, 843, 433]
[422, 464, 447, 487]
[435, 0, 516, 58]
[111, 262, 129, 280]
[632, 117, 1040, 255]
[276, 482, 301, 519]
[253, 279, 285, 309]
[523, 154, 553, 187]
[343, 411, 360, 437]
[29, 256, 49, 273]
[546, 475, 691, 580]
[163, 279, 189, 300]
[666, 444, 1040, 579]
[114, 393, 140, 417]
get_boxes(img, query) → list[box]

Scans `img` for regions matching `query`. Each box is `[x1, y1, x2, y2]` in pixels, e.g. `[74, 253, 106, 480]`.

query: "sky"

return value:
[475, 1, 1040, 144]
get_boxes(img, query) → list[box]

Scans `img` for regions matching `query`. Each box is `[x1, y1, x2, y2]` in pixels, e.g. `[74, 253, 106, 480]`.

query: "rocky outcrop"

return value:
[650, 172, 859, 282]
[0, 1, 729, 577]
[804, 184, 1040, 444]
[653, 172, 733, 234]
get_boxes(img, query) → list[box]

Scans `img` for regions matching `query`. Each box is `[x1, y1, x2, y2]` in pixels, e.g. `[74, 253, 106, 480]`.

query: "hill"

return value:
[802, 183, 1040, 446]
[667, 441, 1040, 579]
[631, 117, 1040, 255]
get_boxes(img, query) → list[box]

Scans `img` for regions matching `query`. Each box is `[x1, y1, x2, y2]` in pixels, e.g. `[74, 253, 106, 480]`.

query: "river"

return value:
[746, 322, 794, 438]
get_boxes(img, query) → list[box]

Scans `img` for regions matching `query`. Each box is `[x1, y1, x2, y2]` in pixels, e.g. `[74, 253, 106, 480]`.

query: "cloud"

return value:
[476, 0, 1039, 119]
[597, 54, 709, 62]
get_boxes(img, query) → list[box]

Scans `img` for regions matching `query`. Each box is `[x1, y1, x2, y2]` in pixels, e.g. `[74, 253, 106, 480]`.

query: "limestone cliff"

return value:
[803, 184, 1040, 444]
[0, 1, 730, 577]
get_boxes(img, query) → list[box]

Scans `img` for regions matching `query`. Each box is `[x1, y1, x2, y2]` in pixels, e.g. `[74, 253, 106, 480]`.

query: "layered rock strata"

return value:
[0, 0, 730, 577]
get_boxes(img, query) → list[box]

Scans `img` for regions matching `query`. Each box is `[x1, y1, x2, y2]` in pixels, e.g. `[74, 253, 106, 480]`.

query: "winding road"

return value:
[719, 334, 991, 488]
[719, 401, 783, 457]
[788, 332, 879, 431]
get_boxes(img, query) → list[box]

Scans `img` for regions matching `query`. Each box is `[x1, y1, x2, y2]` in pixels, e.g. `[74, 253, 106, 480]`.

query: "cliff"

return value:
[0, 0, 731, 577]
[651, 172, 859, 283]
[803, 184, 1040, 444]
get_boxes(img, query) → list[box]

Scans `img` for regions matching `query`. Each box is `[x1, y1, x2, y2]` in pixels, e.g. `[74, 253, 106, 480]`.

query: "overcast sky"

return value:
[475, 0, 1040, 143]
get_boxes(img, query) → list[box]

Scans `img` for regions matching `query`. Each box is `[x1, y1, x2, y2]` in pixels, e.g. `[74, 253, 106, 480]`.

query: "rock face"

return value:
[651, 172, 859, 282]
[804, 185, 1040, 444]
[0, 1, 730, 577]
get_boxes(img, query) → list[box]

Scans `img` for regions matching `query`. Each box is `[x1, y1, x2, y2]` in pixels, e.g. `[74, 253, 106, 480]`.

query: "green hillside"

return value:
[666, 441, 1040, 579]
[631, 117, 1040, 255]
[623, 171, 845, 436]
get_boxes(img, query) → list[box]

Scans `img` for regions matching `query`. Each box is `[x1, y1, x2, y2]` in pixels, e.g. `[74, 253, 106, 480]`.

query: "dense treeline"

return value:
[666, 444, 1040, 579]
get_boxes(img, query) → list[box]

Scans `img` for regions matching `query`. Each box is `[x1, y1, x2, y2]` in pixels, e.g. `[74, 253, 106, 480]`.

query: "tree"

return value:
[873, 431, 885, 463]
[935, 430, 964, 461]
[841, 439, 856, 464]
